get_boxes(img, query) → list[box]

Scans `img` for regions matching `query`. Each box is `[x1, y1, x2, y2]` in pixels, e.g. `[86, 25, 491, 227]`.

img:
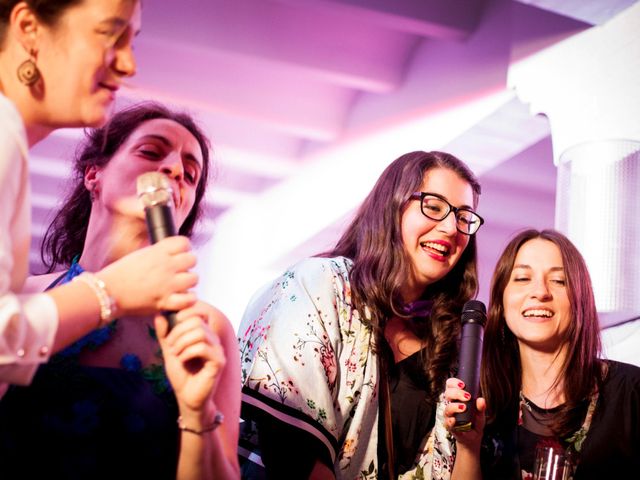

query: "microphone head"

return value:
[136, 172, 174, 209]
[461, 300, 487, 326]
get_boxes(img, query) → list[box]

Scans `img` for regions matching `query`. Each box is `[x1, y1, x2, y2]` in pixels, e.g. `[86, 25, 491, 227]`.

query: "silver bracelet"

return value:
[73, 272, 117, 328]
[177, 412, 224, 435]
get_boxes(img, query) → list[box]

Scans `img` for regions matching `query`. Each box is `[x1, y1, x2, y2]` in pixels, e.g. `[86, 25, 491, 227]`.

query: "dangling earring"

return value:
[17, 51, 41, 86]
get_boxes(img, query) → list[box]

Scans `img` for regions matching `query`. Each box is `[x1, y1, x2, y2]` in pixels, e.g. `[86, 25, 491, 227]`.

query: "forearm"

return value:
[46, 281, 103, 353]
[176, 407, 239, 480]
[451, 444, 482, 480]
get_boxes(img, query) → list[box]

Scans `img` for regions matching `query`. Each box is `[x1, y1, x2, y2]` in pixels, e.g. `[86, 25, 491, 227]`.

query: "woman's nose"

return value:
[436, 210, 458, 235]
[159, 154, 184, 181]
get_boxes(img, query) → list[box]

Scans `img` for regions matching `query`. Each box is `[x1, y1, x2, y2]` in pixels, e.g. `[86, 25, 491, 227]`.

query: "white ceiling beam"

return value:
[129, 37, 356, 141]
[139, 0, 417, 93]
[276, 0, 484, 39]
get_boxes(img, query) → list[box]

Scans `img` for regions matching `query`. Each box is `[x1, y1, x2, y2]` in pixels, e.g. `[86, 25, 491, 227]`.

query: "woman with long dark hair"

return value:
[0, 102, 240, 479]
[238, 150, 484, 479]
[445, 229, 640, 478]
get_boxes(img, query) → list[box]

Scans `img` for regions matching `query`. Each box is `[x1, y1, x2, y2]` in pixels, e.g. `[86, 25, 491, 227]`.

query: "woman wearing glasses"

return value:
[238, 151, 484, 479]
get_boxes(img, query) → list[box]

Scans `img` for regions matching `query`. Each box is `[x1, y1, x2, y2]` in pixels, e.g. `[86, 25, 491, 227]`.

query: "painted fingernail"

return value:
[464, 392, 471, 400]
[458, 382, 465, 389]
[458, 404, 466, 411]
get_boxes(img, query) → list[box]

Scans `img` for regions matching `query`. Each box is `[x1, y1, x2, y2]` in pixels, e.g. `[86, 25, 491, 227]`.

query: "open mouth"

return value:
[522, 308, 554, 318]
[420, 241, 450, 258]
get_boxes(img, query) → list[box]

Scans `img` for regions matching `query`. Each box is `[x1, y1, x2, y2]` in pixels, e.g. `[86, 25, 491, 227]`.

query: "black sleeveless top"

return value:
[379, 348, 436, 477]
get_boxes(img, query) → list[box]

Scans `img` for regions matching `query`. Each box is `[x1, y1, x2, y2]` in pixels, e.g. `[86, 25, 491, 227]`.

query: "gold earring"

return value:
[17, 52, 41, 86]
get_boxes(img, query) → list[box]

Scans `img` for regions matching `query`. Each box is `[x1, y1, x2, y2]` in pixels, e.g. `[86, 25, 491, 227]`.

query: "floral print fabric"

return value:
[238, 256, 454, 479]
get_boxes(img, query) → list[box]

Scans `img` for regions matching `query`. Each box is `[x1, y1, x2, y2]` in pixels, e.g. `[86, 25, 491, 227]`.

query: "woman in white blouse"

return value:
[0, 0, 197, 388]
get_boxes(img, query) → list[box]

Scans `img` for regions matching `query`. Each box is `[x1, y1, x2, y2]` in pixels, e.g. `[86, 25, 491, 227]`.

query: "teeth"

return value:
[523, 309, 553, 318]
[421, 241, 449, 255]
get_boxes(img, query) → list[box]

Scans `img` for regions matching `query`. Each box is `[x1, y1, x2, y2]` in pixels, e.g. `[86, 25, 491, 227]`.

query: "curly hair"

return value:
[41, 101, 212, 272]
[324, 150, 481, 400]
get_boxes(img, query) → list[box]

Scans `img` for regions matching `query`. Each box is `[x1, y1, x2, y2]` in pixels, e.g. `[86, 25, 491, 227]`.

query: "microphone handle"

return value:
[453, 322, 484, 431]
[144, 204, 178, 330]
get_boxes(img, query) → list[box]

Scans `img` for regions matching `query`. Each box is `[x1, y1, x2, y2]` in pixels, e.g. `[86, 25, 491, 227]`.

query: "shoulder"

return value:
[287, 256, 353, 282]
[0, 94, 28, 161]
[604, 360, 640, 389]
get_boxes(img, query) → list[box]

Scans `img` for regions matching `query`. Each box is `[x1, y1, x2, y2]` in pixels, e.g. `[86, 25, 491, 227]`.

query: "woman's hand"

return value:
[98, 236, 198, 317]
[155, 301, 226, 416]
[444, 377, 486, 454]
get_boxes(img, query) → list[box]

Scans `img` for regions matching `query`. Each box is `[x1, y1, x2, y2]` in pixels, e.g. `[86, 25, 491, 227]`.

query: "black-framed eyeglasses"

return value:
[409, 192, 484, 235]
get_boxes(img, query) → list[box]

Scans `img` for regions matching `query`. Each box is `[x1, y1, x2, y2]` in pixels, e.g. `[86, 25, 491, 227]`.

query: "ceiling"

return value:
[28, 0, 639, 326]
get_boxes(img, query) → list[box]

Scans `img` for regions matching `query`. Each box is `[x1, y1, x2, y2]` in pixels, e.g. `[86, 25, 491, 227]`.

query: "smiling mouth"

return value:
[522, 308, 554, 318]
[420, 241, 450, 257]
[99, 82, 119, 93]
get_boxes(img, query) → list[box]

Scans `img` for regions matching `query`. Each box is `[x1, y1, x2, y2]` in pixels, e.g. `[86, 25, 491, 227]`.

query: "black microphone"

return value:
[137, 172, 178, 330]
[453, 299, 486, 432]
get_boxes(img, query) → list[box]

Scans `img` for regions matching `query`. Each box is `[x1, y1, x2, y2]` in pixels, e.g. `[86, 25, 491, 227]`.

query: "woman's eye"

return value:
[551, 279, 566, 285]
[513, 277, 529, 282]
[139, 147, 161, 158]
[185, 171, 196, 184]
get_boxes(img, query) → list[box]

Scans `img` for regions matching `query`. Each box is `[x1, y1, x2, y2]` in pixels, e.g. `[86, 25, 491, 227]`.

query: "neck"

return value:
[519, 344, 567, 409]
[79, 206, 149, 272]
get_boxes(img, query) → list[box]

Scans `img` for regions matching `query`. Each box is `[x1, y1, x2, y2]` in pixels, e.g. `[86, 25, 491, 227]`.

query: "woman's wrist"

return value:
[177, 402, 223, 434]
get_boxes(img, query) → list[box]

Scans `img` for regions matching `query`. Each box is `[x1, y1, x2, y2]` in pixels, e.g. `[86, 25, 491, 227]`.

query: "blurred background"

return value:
[29, 0, 640, 364]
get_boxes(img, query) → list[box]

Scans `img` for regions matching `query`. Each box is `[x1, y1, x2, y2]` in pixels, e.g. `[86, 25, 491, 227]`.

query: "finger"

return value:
[165, 316, 212, 339]
[168, 272, 199, 292]
[154, 314, 170, 341]
[446, 377, 465, 389]
[444, 402, 466, 418]
[156, 235, 192, 254]
[445, 386, 471, 403]
[476, 397, 487, 412]
[175, 302, 210, 323]
[177, 343, 225, 371]
[170, 327, 216, 357]
[162, 292, 198, 312]
[170, 251, 198, 271]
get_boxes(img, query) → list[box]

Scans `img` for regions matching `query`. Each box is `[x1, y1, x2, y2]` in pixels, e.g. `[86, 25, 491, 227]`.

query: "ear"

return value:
[84, 164, 102, 194]
[9, 2, 42, 55]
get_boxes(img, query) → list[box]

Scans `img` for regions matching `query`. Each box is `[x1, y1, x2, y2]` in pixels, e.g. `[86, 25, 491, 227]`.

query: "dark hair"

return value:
[0, 0, 84, 45]
[41, 101, 212, 271]
[324, 150, 481, 399]
[481, 229, 603, 437]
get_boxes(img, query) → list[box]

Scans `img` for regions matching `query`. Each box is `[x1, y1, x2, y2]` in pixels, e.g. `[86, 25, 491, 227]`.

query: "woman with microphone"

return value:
[0, 0, 198, 393]
[0, 102, 240, 479]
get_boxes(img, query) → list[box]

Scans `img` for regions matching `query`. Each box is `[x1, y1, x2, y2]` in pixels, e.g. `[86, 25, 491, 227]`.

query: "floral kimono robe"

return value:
[238, 256, 455, 479]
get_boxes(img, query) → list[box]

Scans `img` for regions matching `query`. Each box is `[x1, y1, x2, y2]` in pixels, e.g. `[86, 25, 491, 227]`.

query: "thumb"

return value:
[154, 314, 170, 342]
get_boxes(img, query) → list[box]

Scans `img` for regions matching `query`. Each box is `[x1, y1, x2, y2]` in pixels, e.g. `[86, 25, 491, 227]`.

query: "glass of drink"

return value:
[532, 445, 575, 480]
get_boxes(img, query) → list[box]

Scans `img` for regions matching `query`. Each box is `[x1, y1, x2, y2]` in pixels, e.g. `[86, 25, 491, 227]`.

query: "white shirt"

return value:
[0, 93, 58, 387]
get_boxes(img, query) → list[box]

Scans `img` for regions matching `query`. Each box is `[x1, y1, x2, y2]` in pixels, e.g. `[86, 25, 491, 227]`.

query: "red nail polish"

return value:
[464, 392, 471, 400]
[458, 404, 465, 411]
[458, 382, 465, 389]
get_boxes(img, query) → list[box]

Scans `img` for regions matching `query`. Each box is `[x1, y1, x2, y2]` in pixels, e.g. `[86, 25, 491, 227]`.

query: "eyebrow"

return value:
[99, 17, 142, 37]
[136, 134, 203, 168]
[512, 264, 564, 272]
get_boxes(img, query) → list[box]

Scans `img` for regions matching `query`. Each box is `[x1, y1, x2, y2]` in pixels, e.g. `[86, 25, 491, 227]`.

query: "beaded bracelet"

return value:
[73, 272, 117, 328]
[177, 412, 224, 435]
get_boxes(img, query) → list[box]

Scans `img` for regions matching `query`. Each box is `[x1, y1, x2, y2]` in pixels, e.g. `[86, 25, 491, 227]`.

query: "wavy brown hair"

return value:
[481, 229, 604, 437]
[323, 151, 481, 399]
[41, 101, 211, 272]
